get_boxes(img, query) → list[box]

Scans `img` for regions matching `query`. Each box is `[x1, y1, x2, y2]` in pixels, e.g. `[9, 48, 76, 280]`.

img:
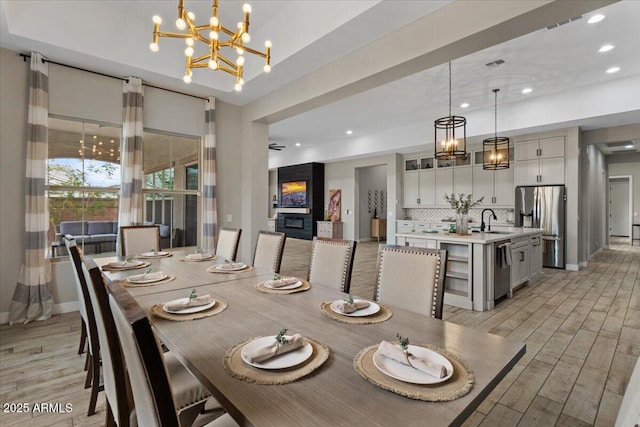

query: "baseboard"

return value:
[0, 301, 79, 325]
[566, 264, 580, 271]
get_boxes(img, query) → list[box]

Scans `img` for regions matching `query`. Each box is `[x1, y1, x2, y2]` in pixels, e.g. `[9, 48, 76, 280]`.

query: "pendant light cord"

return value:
[448, 61, 452, 117]
[494, 89, 498, 139]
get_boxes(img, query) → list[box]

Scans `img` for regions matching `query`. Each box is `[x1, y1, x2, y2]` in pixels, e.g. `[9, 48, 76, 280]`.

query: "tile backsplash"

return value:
[404, 208, 515, 224]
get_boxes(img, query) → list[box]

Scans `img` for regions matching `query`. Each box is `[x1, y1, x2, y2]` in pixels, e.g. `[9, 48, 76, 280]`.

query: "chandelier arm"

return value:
[219, 26, 236, 37]
[237, 45, 267, 58]
[217, 55, 237, 69]
[191, 53, 211, 64]
[194, 24, 210, 31]
[156, 31, 192, 39]
[216, 65, 239, 76]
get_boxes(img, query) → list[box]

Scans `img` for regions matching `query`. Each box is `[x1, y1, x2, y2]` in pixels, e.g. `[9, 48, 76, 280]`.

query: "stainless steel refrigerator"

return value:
[515, 185, 566, 269]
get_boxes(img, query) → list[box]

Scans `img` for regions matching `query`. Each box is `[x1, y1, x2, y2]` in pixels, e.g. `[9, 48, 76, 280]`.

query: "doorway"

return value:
[355, 164, 388, 241]
[609, 176, 632, 240]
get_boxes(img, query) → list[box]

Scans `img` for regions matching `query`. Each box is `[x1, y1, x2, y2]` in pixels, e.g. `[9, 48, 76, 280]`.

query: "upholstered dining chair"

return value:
[374, 245, 448, 319]
[108, 281, 239, 427]
[120, 225, 161, 257]
[216, 228, 242, 261]
[252, 231, 286, 273]
[84, 259, 221, 427]
[64, 236, 103, 417]
[308, 237, 357, 293]
[81, 257, 132, 427]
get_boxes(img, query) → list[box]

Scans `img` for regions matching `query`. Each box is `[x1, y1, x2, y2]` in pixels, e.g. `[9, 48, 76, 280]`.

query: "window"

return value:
[47, 117, 121, 257]
[143, 131, 200, 249]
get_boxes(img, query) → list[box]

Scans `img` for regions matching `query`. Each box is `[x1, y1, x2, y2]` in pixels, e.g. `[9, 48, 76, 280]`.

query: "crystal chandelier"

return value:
[150, 0, 272, 91]
[482, 89, 510, 170]
[434, 61, 467, 160]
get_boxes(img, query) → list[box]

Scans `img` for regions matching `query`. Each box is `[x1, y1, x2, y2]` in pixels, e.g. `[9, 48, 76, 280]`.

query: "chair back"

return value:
[374, 245, 447, 319]
[252, 231, 286, 273]
[308, 237, 357, 293]
[108, 282, 180, 427]
[120, 225, 161, 257]
[216, 228, 242, 261]
[81, 257, 131, 426]
[63, 236, 89, 328]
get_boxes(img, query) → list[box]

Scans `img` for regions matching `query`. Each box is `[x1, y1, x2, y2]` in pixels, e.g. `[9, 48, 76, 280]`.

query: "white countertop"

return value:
[396, 227, 542, 244]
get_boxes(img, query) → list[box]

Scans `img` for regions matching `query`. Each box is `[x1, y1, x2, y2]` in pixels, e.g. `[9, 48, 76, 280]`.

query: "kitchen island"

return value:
[396, 227, 543, 311]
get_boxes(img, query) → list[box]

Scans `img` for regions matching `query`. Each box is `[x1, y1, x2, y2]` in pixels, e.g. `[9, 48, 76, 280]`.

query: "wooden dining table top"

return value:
[117, 255, 526, 427]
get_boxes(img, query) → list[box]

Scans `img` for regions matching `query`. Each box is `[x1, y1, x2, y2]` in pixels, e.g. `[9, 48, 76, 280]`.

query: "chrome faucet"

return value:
[481, 208, 497, 232]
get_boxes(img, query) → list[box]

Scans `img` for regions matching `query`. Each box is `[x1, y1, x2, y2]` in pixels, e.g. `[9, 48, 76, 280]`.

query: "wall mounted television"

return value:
[281, 181, 307, 207]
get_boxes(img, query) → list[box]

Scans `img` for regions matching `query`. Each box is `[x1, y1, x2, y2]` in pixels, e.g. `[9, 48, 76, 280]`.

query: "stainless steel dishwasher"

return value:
[494, 240, 511, 301]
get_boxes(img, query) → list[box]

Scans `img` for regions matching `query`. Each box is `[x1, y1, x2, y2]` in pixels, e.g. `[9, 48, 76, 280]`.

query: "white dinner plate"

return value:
[240, 336, 313, 370]
[264, 280, 302, 290]
[126, 272, 168, 284]
[163, 298, 216, 314]
[372, 344, 454, 384]
[107, 260, 144, 269]
[141, 251, 170, 257]
[329, 300, 380, 317]
[216, 262, 246, 271]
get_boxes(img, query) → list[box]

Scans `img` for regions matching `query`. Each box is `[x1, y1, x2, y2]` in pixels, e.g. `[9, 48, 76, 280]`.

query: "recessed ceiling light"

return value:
[460, 103, 469, 108]
[599, 44, 614, 53]
[606, 66, 620, 74]
[295, 142, 301, 147]
[521, 88, 533, 94]
[625, 144, 633, 149]
[346, 130, 353, 135]
[587, 14, 605, 24]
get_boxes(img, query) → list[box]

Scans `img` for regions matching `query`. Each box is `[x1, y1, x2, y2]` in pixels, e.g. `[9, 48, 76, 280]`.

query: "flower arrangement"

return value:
[443, 193, 484, 214]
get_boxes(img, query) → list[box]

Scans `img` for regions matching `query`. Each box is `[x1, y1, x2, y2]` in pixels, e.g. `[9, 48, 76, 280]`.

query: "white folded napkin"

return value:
[128, 271, 166, 282]
[108, 261, 139, 268]
[164, 295, 214, 312]
[186, 253, 211, 260]
[217, 262, 245, 270]
[265, 277, 299, 288]
[378, 340, 447, 378]
[245, 333, 305, 363]
[335, 300, 370, 314]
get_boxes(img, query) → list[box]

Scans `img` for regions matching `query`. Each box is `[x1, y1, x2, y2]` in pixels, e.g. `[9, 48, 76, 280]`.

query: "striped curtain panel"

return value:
[201, 96, 218, 251]
[9, 53, 53, 324]
[116, 77, 145, 254]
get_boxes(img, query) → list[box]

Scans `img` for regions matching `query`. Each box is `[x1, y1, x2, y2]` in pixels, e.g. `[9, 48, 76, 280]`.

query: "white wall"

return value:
[608, 153, 640, 230]
[357, 165, 387, 240]
[584, 144, 608, 257]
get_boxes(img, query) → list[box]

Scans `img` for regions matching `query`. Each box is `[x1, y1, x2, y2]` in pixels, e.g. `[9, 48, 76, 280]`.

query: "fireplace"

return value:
[284, 217, 304, 229]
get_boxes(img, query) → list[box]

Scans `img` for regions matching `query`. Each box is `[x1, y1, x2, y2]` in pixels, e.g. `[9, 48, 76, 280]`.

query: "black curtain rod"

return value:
[19, 53, 209, 101]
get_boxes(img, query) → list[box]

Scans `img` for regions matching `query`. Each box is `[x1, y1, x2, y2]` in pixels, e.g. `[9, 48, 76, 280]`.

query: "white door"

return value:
[609, 179, 630, 236]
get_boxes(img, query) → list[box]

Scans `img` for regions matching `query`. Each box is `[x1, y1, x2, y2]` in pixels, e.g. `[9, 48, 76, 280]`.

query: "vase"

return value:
[456, 213, 469, 235]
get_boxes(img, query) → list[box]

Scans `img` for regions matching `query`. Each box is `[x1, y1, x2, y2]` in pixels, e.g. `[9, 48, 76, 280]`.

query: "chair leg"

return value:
[87, 351, 101, 416]
[83, 349, 90, 372]
[78, 319, 87, 355]
[84, 352, 92, 389]
[105, 401, 115, 427]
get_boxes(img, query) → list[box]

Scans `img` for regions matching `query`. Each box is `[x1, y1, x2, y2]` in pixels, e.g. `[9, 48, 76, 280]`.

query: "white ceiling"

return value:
[2, 0, 639, 164]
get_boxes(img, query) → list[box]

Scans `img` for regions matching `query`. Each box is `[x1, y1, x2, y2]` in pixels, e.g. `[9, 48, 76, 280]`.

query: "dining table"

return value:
[104, 249, 526, 427]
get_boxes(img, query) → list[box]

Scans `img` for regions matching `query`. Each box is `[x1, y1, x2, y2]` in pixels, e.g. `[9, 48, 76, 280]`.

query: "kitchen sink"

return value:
[471, 230, 512, 235]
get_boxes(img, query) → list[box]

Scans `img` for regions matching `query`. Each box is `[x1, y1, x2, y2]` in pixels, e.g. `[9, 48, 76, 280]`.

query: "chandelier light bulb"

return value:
[208, 60, 218, 69]
[237, 22, 243, 29]
[263, 64, 271, 73]
[187, 12, 195, 20]
[210, 16, 219, 27]
[183, 74, 192, 84]
[176, 18, 186, 30]
[209, 31, 218, 40]
[239, 78, 244, 85]
[234, 83, 242, 92]
[149, 42, 159, 52]
[243, 3, 252, 13]
[264, 40, 272, 48]
[184, 46, 194, 57]
[236, 47, 244, 55]
[236, 56, 245, 66]
[241, 32, 251, 43]
[152, 15, 162, 25]
[185, 38, 194, 46]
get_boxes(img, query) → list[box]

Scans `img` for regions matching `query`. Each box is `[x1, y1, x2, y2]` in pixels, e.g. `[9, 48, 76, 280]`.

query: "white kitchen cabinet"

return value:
[454, 167, 473, 198]
[402, 157, 434, 207]
[396, 220, 414, 233]
[515, 136, 565, 186]
[439, 241, 473, 310]
[418, 169, 436, 206]
[511, 242, 530, 288]
[435, 167, 453, 206]
[472, 149, 515, 206]
[317, 221, 343, 238]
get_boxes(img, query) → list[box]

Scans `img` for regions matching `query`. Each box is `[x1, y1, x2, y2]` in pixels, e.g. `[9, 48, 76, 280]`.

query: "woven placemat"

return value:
[319, 301, 393, 324]
[206, 265, 254, 274]
[150, 298, 228, 322]
[121, 275, 176, 288]
[255, 280, 311, 295]
[180, 254, 218, 262]
[101, 261, 151, 272]
[353, 344, 474, 402]
[134, 253, 173, 259]
[224, 337, 330, 384]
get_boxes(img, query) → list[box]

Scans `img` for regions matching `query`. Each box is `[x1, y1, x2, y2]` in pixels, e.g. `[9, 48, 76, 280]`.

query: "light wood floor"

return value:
[1, 238, 637, 426]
